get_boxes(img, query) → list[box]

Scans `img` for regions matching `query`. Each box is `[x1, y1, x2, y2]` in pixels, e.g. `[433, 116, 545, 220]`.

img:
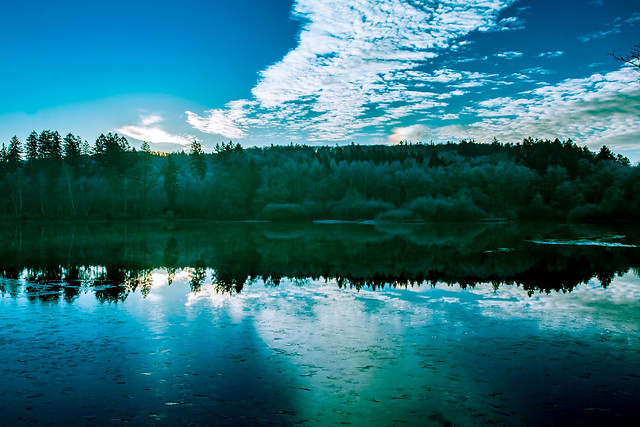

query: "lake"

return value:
[1, 222, 639, 425]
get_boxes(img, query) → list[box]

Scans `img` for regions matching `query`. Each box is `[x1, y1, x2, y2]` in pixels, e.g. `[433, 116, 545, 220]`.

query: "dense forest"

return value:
[0, 130, 638, 222]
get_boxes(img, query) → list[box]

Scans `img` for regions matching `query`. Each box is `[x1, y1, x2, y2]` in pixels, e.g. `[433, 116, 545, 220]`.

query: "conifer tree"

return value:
[189, 140, 207, 180]
[26, 131, 39, 161]
[7, 135, 22, 168]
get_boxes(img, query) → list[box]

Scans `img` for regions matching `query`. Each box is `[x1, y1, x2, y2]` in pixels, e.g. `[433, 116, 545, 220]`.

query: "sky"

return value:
[1, 0, 639, 160]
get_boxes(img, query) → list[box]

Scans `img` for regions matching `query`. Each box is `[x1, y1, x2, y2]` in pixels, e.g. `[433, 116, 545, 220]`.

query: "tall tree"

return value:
[95, 132, 131, 216]
[7, 136, 22, 169]
[38, 130, 52, 158]
[63, 133, 82, 159]
[38, 130, 62, 159]
[137, 142, 156, 217]
[50, 131, 62, 159]
[189, 140, 207, 180]
[26, 131, 39, 161]
[162, 154, 179, 210]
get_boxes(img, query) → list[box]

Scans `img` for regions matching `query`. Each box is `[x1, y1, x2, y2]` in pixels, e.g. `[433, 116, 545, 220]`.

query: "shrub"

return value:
[375, 208, 417, 222]
[407, 195, 487, 221]
[260, 203, 309, 221]
[331, 199, 395, 220]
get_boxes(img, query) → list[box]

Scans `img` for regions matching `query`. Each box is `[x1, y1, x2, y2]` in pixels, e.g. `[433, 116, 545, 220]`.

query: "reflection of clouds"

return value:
[110, 270, 640, 423]
[162, 270, 639, 357]
[463, 273, 640, 334]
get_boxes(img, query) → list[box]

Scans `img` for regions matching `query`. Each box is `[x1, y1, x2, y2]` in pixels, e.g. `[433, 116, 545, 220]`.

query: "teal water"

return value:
[1, 223, 639, 425]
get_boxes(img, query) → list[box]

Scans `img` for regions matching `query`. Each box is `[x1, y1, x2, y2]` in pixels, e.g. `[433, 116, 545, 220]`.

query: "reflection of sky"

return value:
[173, 270, 640, 424]
[2, 270, 639, 425]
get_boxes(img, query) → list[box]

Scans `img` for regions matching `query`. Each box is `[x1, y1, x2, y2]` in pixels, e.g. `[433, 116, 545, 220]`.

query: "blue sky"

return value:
[1, 0, 639, 159]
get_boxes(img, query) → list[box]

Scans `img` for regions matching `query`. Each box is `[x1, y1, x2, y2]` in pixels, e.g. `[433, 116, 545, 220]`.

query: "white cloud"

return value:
[433, 67, 640, 150]
[495, 51, 523, 59]
[537, 51, 564, 58]
[140, 114, 163, 126]
[578, 11, 640, 42]
[495, 16, 526, 31]
[186, 100, 256, 139]
[117, 113, 195, 146]
[389, 124, 430, 144]
[627, 12, 640, 25]
[187, 0, 516, 142]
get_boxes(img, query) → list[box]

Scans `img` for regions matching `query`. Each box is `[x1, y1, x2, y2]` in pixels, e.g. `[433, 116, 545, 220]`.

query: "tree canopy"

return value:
[0, 131, 638, 222]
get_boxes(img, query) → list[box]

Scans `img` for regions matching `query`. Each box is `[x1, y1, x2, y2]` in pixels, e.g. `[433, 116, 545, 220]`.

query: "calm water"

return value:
[1, 222, 639, 426]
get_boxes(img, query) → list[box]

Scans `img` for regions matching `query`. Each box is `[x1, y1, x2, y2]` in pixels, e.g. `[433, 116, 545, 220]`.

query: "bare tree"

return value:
[610, 44, 640, 71]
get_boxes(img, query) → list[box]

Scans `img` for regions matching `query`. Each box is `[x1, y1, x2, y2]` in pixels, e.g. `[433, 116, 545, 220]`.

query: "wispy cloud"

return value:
[495, 16, 526, 31]
[537, 50, 564, 58]
[390, 124, 430, 144]
[579, 27, 621, 42]
[187, 0, 516, 141]
[495, 51, 523, 59]
[433, 67, 640, 150]
[579, 11, 640, 42]
[626, 12, 640, 25]
[118, 113, 195, 146]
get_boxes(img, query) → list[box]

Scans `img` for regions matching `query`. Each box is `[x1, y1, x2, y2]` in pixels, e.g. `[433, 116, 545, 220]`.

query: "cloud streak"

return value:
[433, 67, 640, 150]
[118, 114, 195, 146]
[187, 0, 517, 141]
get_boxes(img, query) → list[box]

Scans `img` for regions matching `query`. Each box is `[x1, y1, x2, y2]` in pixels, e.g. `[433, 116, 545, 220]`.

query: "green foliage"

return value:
[25, 131, 39, 161]
[0, 132, 637, 222]
[38, 130, 62, 159]
[63, 133, 82, 159]
[332, 196, 394, 221]
[260, 203, 309, 221]
[189, 140, 207, 180]
[407, 195, 487, 222]
[162, 154, 179, 209]
[7, 136, 22, 169]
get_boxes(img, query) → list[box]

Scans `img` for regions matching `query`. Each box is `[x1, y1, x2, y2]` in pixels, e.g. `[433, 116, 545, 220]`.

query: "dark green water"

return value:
[1, 222, 639, 425]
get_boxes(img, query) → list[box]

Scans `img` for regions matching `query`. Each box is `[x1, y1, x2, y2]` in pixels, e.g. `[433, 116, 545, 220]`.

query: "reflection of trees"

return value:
[93, 266, 130, 303]
[189, 261, 207, 293]
[0, 222, 638, 302]
[164, 236, 179, 285]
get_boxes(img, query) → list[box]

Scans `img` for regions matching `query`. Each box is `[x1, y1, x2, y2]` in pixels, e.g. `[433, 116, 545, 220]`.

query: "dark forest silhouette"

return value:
[0, 131, 638, 222]
[0, 222, 637, 302]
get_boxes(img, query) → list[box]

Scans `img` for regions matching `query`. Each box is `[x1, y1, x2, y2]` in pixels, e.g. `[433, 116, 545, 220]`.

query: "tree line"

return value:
[0, 130, 638, 221]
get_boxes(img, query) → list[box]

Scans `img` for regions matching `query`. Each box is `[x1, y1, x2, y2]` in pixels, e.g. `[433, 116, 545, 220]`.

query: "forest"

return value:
[0, 130, 638, 222]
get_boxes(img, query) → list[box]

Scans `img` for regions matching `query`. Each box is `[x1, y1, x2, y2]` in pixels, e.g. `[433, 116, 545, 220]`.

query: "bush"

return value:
[331, 199, 395, 220]
[375, 208, 417, 222]
[259, 203, 309, 221]
[407, 195, 487, 221]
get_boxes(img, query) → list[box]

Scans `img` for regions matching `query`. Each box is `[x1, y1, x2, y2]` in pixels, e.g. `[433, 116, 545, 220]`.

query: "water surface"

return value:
[1, 222, 639, 425]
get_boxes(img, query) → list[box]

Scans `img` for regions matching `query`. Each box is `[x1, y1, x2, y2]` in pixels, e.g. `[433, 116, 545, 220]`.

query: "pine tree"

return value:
[38, 130, 52, 158]
[51, 131, 62, 158]
[26, 131, 39, 161]
[7, 135, 22, 168]
[189, 140, 207, 180]
[63, 133, 81, 159]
